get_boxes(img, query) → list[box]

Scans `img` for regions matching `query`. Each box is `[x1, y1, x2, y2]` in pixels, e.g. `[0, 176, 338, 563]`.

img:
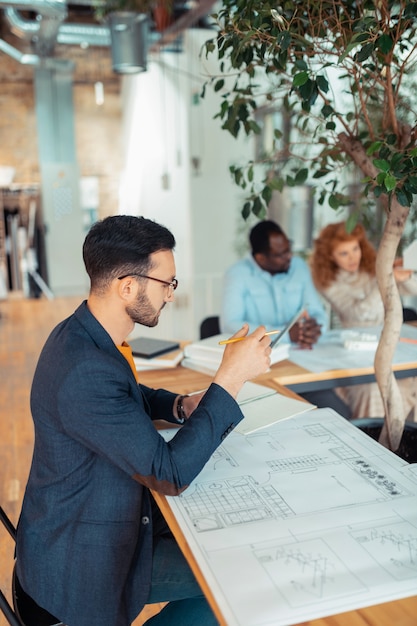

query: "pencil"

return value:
[218, 330, 282, 345]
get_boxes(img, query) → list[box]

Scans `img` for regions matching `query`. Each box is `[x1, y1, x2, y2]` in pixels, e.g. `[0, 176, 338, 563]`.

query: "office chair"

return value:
[0, 506, 64, 626]
[199, 316, 220, 339]
[403, 307, 417, 322]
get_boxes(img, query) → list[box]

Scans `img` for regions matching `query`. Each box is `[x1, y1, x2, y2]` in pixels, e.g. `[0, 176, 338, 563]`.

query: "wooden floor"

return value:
[0, 295, 164, 626]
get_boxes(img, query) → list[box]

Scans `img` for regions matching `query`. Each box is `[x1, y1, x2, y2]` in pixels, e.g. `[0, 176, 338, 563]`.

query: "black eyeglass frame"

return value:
[118, 273, 178, 291]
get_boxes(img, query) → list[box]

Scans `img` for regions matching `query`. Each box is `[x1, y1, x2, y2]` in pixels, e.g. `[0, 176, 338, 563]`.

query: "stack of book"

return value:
[129, 337, 184, 371]
[182, 333, 290, 376]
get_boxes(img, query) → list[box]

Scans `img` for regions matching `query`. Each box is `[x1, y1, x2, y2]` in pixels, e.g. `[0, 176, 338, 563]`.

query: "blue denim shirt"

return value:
[221, 255, 328, 338]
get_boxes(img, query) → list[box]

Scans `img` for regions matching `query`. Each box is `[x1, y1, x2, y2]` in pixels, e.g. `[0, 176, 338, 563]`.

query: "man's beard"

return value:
[126, 292, 165, 327]
[275, 266, 290, 274]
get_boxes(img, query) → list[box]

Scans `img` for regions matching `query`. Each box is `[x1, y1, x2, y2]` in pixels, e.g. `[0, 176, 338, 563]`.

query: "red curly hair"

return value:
[310, 221, 377, 290]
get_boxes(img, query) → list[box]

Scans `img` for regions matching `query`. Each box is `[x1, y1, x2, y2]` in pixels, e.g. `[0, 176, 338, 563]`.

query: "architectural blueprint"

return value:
[162, 408, 417, 626]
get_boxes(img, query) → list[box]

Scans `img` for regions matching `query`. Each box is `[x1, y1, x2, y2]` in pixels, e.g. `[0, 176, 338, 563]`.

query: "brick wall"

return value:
[0, 19, 123, 219]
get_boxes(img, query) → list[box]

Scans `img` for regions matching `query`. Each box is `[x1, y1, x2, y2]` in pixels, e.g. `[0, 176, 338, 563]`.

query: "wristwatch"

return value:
[175, 395, 188, 424]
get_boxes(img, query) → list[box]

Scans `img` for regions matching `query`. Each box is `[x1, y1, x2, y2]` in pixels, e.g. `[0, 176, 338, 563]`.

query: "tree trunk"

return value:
[375, 202, 409, 450]
[338, 133, 409, 450]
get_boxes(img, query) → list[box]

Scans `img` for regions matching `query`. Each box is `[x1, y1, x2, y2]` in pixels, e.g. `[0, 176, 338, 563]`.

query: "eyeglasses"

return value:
[118, 273, 178, 292]
[266, 240, 293, 260]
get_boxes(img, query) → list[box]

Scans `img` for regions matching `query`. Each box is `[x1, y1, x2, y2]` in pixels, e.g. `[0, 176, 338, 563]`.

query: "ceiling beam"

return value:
[150, 0, 218, 51]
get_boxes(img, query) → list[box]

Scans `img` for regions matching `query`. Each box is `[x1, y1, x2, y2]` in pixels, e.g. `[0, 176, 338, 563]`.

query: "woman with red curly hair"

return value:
[309, 221, 417, 419]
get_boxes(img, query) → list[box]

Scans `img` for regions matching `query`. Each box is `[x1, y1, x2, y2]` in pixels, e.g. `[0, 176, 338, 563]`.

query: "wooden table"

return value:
[139, 363, 417, 626]
[269, 357, 417, 393]
[262, 324, 417, 394]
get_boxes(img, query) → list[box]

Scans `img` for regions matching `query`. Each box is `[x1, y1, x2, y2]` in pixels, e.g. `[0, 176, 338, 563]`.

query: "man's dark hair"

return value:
[83, 215, 175, 290]
[249, 220, 285, 255]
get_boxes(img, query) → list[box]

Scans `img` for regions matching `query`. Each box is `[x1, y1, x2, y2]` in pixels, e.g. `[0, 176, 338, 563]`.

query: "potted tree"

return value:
[203, 0, 417, 453]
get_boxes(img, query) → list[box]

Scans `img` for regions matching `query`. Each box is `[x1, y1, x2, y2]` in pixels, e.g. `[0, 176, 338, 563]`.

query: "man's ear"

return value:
[254, 251, 266, 268]
[117, 276, 137, 301]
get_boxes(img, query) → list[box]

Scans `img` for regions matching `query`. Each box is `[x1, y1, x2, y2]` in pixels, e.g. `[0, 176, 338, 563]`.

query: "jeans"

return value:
[143, 500, 219, 626]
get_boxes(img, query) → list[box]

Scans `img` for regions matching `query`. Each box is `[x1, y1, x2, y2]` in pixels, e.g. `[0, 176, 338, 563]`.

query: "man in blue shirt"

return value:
[221, 220, 352, 418]
[221, 220, 327, 348]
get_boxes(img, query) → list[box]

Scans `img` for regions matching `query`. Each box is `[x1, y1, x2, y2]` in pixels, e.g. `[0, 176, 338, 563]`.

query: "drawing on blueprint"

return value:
[180, 476, 286, 531]
[178, 421, 410, 533]
[253, 538, 364, 606]
[211, 445, 238, 469]
[351, 521, 417, 580]
[165, 410, 417, 626]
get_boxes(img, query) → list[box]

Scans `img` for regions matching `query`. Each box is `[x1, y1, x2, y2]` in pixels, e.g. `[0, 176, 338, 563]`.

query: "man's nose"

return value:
[165, 290, 175, 303]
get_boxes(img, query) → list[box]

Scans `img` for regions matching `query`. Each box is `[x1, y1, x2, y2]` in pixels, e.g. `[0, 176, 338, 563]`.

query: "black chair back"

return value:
[403, 307, 417, 322]
[0, 506, 21, 626]
[0, 506, 63, 626]
[199, 316, 220, 339]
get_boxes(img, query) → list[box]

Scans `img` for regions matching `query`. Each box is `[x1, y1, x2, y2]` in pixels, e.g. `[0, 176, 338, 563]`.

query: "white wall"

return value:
[119, 29, 254, 341]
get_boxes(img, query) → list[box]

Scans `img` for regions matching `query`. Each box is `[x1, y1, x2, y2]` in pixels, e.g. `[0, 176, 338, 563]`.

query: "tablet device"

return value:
[270, 308, 305, 347]
[129, 337, 180, 359]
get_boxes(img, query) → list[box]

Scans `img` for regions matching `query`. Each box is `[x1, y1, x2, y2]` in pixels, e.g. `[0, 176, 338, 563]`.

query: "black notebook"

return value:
[129, 337, 180, 359]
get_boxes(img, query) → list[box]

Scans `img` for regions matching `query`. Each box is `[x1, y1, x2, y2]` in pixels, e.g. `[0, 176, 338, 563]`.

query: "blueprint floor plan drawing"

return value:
[161, 408, 417, 626]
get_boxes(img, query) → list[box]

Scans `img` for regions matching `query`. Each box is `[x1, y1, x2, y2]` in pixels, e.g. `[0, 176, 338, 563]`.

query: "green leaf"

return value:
[205, 40, 215, 56]
[294, 58, 308, 71]
[248, 120, 261, 134]
[262, 186, 272, 204]
[313, 168, 330, 179]
[277, 30, 291, 51]
[328, 194, 340, 209]
[321, 104, 334, 118]
[294, 168, 308, 184]
[214, 79, 225, 92]
[316, 75, 329, 93]
[373, 159, 390, 172]
[338, 32, 370, 63]
[355, 42, 374, 63]
[384, 173, 397, 192]
[269, 177, 284, 191]
[366, 141, 382, 156]
[253, 196, 265, 217]
[396, 189, 412, 207]
[233, 168, 242, 185]
[345, 213, 358, 233]
[292, 71, 309, 87]
[242, 202, 251, 219]
[377, 34, 393, 54]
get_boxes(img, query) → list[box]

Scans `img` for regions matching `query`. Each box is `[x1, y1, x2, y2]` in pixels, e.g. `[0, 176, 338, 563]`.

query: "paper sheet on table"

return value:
[163, 408, 417, 626]
[288, 325, 417, 372]
[236, 381, 277, 405]
[235, 392, 315, 435]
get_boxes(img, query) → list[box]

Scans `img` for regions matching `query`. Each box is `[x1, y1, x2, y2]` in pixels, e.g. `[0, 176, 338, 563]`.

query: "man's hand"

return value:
[213, 325, 272, 399]
[289, 316, 322, 349]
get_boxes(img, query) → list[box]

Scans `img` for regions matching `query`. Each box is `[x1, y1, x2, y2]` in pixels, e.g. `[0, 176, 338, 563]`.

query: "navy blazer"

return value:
[16, 301, 244, 626]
